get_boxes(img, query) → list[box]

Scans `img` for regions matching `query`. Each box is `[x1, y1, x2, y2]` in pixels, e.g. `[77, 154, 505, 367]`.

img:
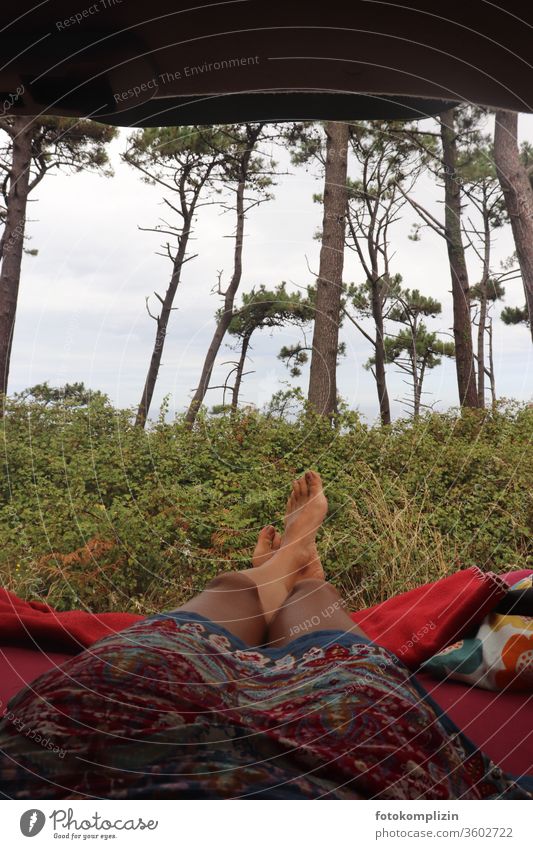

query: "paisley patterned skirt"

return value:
[0, 611, 531, 799]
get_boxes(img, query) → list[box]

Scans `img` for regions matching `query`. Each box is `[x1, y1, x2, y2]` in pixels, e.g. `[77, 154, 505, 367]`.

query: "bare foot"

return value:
[282, 471, 328, 561]
[252, 525, 282, 568]
[253, 521, 325, 580]
[298, 547, 326, 582]
[238, 471, 328, 622]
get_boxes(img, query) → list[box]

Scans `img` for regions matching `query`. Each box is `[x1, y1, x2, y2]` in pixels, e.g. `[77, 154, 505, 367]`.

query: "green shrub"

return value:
[1, 397, 531, 613]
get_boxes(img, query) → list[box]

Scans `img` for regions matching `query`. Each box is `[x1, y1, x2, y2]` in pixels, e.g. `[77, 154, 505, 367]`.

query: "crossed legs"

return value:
[179, 471, 365, 647]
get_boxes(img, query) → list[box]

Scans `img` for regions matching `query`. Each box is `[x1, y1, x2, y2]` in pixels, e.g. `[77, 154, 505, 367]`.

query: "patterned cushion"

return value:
[422, 576, 533, 692]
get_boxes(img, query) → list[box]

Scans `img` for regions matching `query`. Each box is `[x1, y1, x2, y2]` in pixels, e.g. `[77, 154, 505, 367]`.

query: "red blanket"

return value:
[0, 589, 142, 653]
[0, 567, 508, 664]
[350, 566, 509, 666]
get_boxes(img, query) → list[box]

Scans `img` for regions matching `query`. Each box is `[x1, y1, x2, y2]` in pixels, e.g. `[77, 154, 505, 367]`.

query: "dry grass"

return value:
[327, 464, 462, 609]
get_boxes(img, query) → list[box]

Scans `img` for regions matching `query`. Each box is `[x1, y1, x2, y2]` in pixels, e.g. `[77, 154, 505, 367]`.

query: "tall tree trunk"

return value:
[488, 317, 497, 408]
[494, 110, 533, 342]
[0, 117, 33, 402]
[231, 331, 252, 411]
[185, 167, 248, 425]
[418, 358, 431, 417]
[413, 369, 423, 418]
[308, 121, 349, 418]
[440, 108, 479, 408]
[409, 313, 422, 419]
[477, 204, 491, 408]
[477, 291, 487, 408]
[371, 279, 391, 425]
[136, 212, 193, 428]
[412, 317, 421, 418]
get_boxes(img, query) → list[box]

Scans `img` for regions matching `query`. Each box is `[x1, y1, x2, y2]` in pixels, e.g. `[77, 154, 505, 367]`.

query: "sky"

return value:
[8, 112, 533, 424]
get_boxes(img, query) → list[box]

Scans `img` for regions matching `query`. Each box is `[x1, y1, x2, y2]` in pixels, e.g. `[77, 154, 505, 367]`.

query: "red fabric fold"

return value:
[0, 588, 142, 652]
[350, 566, 509, 667]
[0, 566, 508, 662]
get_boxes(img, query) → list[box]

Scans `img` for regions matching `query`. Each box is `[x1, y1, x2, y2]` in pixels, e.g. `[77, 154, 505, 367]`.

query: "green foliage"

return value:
[347, 274, 403, 318]
[264, 386, 306, 419]
[225, 283, 314, 390]
[227, 282, 313, 340]
[381, 325, 454, 369]
[278, 344, 309, 377]
[0, 116, 117, 230]
[123, 124, 229, 187]
[382, 289, 455, 380]
[126, 125, 225, 161]
[123, 123, 275, 198]
[284, 122, 328, 168]
[388, 288, 442, 322]
[501, 305, 530, 327]
[1, 398, 531, 615]
[0, 117, 117, 181]
[349, 282, 454, 416]
[31, 117, 117, 174]
[469, 278, 506, 304]
[13, 382, 108, 407]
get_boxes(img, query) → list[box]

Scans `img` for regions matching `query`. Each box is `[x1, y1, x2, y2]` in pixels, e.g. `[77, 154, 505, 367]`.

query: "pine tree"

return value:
[344, 120, 428, 424]
[285, 121, 350, 419]
[185, 123, 275, 425]
[223, 283, 313, 410]
[0, 116, 116, 404]
[381, 289, 454, 417]
[494, 110, 533, 342]
[459, 140, 509, 406]
[123, 125, 228, 427]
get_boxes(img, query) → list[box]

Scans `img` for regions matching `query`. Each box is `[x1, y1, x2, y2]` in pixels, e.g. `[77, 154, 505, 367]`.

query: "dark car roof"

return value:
[0, 1, 531, 125]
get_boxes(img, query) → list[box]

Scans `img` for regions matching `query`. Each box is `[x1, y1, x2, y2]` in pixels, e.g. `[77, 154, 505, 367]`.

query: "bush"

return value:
[1, 397, 531, 613]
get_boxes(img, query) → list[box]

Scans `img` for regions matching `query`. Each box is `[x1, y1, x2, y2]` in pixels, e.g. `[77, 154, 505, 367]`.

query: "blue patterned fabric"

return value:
[0, 611, 531, 799]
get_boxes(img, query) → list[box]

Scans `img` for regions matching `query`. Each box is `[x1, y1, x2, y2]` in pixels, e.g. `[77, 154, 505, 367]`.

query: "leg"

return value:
[177, 512, 305, 647]
[234, 471, 329, 625]
[179, 470, 329, 646]
[267, 578, 367, 648]
[179, 571, 267, 647]
[251, 524, 282, 567]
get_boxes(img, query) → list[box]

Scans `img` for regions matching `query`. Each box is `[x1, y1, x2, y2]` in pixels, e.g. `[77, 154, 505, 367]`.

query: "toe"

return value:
[306, 470, 322, 495]
[285, 496, 294, 521]
[260, 524, 275, 544]
[272, 531, 282, 550]
[252, 525, 277, 567]
[253, 525, 274, 556]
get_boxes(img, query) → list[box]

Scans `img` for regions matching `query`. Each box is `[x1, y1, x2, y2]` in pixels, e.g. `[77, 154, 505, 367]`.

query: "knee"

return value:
[287, 579, 341, 602]
[287, 580, 347, 621]
[204, 571, 260, 596]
